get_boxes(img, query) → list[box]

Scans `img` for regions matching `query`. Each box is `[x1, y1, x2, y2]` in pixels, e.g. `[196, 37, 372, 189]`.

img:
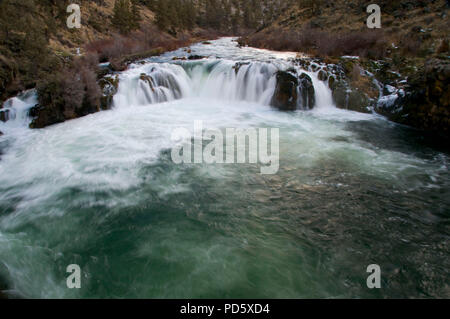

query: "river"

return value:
[0, 38, 449, 298]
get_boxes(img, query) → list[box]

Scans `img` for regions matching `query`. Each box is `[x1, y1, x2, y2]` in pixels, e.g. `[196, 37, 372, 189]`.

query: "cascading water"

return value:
[113, 57, 330, 110]
[0, 90, 37, 131]
[0, 38, 449, 299]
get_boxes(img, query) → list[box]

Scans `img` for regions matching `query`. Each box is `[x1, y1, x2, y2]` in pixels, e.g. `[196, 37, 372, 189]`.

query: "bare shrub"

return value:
[85, 26, 195, 63]
[241, 28, 388, 59]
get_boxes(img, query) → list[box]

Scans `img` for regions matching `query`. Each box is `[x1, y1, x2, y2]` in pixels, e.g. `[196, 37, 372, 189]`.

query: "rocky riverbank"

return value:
[268, 53, 450, 141]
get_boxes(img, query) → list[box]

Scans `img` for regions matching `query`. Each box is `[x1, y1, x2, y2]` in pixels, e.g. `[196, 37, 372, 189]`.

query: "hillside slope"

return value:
[239, 0, 450, 139]
[0, 0, 157, 101]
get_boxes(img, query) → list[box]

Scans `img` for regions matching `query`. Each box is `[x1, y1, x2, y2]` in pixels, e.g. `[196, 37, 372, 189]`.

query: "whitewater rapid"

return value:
[112, 57, 333, 110]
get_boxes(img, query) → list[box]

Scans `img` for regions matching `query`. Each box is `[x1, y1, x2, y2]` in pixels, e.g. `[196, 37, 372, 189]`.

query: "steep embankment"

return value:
[0, 0, 155, 101]
[0, 0, 201, 130]
[240, 0, 450, 140]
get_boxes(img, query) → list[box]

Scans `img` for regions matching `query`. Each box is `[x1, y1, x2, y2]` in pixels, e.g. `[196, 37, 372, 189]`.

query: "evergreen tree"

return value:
[155, 0, 169, 31]
[112, 0, 141, 34]
[131, 0, 142, 30]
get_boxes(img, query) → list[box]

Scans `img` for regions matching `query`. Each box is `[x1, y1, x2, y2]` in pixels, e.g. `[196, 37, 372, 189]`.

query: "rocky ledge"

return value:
[292, 55, 450, 141]
[376, 59, 450, 138]
[270, 70, 315, 111]
[29, 71, 119, 129]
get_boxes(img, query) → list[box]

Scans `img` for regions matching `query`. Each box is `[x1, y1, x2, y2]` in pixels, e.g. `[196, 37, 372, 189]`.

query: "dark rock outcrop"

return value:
[298, 73, 315, 109]
[318, 70, 328, 81]
[232, 62, 250, 74]
[99, 75, 119, 110]
[188, 55, 206, 60]
[139, 73, 155, 89]
[270, 71, 299, 111]
[377, 59, 450, 138]
[0, 109, 9, 122]
[332, 81, 371, 113]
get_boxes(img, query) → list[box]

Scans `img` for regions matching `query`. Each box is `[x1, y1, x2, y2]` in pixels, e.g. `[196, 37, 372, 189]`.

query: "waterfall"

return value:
[310, 72, 334, 110]
[113, 63, 192, 107]
[0, 90, 37, 132]
[113, 59, 331, 110]
[1, 39, 337, 134]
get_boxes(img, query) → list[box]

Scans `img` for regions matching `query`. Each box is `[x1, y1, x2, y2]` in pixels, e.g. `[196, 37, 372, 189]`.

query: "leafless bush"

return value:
[85, 26, 195, 63]
[241, 28, 388, 59]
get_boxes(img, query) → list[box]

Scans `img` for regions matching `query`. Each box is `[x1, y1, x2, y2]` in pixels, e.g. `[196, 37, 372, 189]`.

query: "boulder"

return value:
[188, 55, 206, 60]
[99, 75, 119, 110]
[29, 104, 65, 128]
[298, 73, 315, 109]
[328, 75, 336, 89]
[232, 62, 250, 74]
[332, 81, 371, 113]
[172, 57, 187, 61]
[270, 71, 299, 111]
[0, 109, 9, 122]
[318, 70, 328, 81]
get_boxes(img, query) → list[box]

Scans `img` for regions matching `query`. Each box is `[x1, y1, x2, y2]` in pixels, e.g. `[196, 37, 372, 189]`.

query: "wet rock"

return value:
[347, 89, 371, 113]
[332, 81, 371, 113]
[378, 59, 450, 139]
[139, 73, 153, 86]
[29, 104, 62, 128]
[98, 75, 119, 110]
[328, 75, 336, 89]
[298, 73, 316, 110]
[295, 58, 311, 70]
[233, 62, 250, 74]
[318, 70, 328, 82]
[0, 109, 9, 122]
[270, 71, 299, 111]
[188, 55, 206, 60]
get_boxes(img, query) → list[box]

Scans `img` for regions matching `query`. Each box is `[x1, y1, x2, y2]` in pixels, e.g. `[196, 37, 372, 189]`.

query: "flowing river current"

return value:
[0, 38, 449, 298]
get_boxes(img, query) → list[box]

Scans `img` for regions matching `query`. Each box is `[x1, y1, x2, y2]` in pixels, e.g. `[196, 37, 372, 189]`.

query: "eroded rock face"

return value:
[270, 71, 298, 111]
[298, 73, 315, 110]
